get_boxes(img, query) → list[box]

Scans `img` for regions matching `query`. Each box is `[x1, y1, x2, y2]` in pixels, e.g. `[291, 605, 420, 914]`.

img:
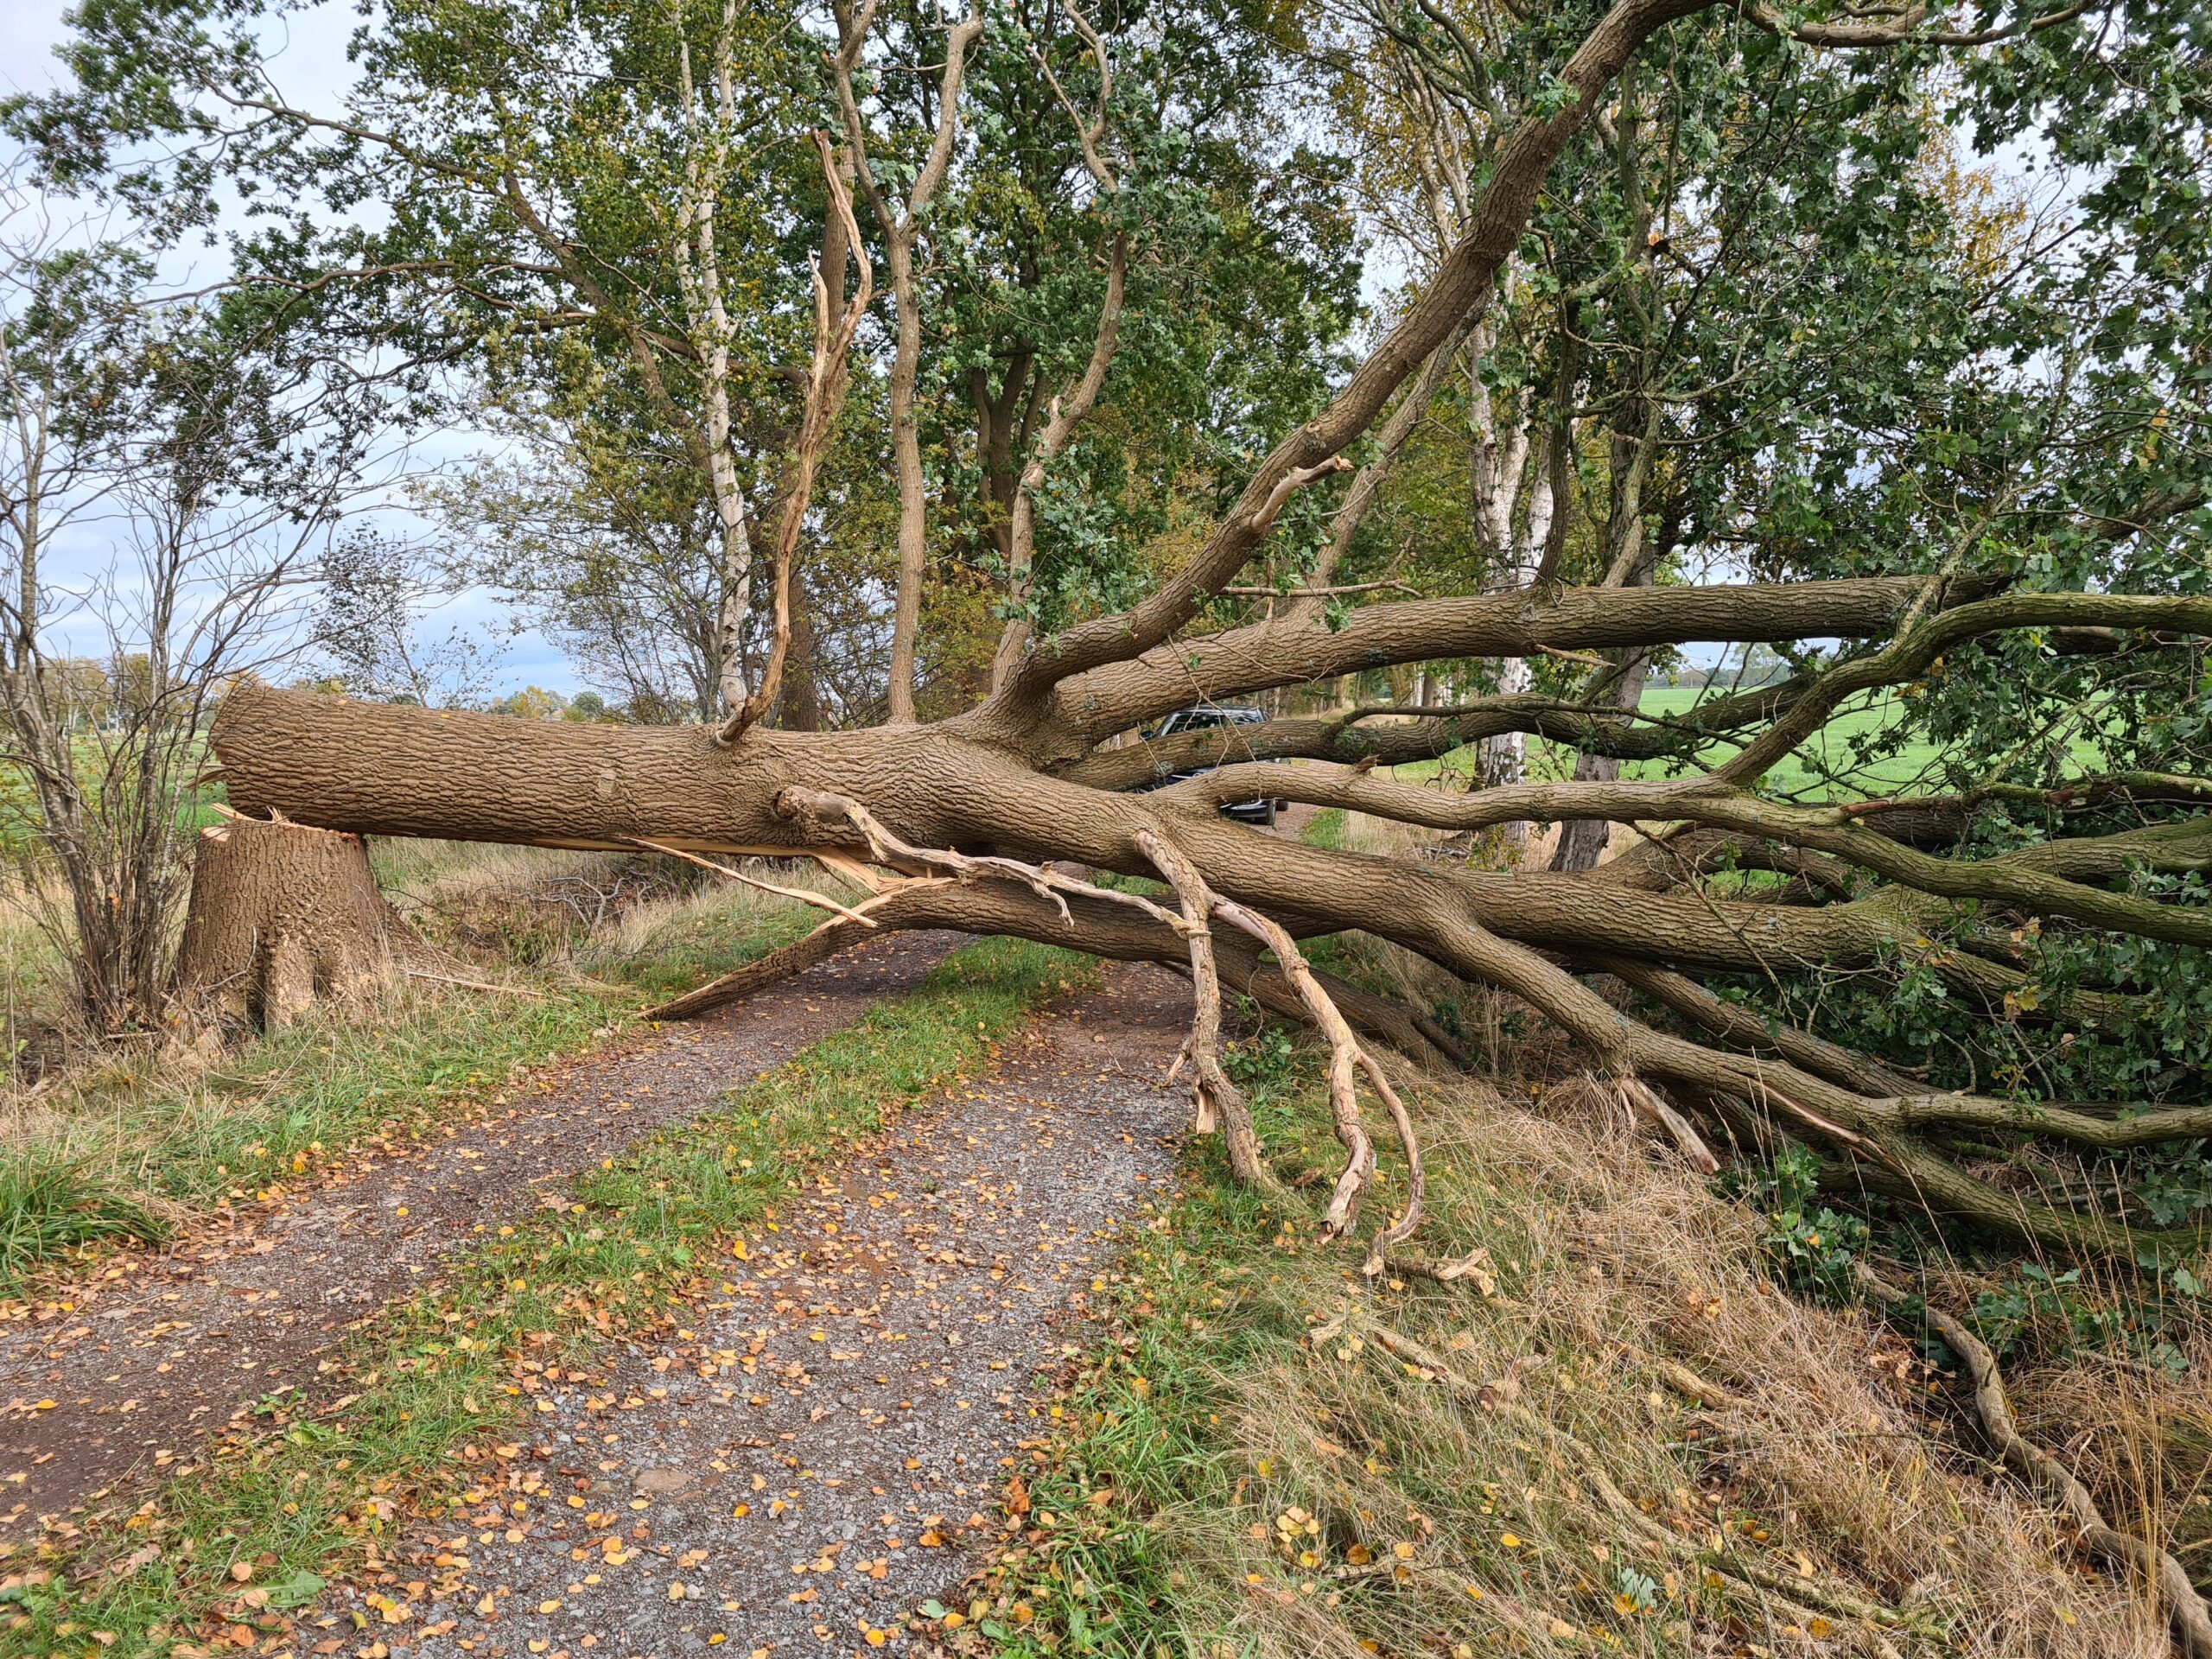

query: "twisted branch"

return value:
[1860, 1269, 2212, 1659]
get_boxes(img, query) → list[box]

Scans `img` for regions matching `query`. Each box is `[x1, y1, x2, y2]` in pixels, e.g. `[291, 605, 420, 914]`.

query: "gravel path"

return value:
[0, 931, 963, 1535]
[346, 960, 1190, 1659]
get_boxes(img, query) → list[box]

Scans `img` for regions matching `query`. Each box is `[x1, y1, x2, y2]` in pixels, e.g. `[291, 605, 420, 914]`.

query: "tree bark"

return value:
[775, 569, 823, 732]
[201, 683, 1980, 985]
[175, 814, 429, 1030]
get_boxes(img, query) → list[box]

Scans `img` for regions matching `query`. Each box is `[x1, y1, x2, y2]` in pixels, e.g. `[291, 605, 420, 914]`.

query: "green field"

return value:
[1394, 683, 2100, 804]
[1619, 683, 1942, 798]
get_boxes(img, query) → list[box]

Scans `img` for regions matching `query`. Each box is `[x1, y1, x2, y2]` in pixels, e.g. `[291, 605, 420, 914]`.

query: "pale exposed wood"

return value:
[625, 836, 880, 928]
[1132, 828, 1276, 1188]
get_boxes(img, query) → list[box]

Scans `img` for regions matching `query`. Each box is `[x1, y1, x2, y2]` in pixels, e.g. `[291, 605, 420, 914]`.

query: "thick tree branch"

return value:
[1174, 757, 2212, 946]
[1020, 572, 1998, 753]
[978, 0, 1723, 716]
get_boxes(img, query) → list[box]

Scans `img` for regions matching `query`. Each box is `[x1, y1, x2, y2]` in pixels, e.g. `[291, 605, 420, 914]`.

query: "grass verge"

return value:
[0, 858, 830, 1297]
[0, 988, 620, 1300]
[957, 1033, 2170, 1658]
[0, 936, 1092, 1659]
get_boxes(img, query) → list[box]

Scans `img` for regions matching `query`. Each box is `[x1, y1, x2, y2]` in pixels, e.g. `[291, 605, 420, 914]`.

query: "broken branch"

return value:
[625, 836, 881, 928]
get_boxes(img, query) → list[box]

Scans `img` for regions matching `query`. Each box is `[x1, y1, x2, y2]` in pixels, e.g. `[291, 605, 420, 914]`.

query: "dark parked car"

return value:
[1143, 705, 1288, 827]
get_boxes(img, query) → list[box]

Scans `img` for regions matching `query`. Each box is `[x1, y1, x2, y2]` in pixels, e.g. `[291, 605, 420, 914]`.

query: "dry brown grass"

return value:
[1023, 1044, 2178, 1657]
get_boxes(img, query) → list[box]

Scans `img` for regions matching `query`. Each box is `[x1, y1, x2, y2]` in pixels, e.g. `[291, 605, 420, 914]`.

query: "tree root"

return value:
[636, 804, 1432, 1261]
[1859, 1268, 2212, 1659]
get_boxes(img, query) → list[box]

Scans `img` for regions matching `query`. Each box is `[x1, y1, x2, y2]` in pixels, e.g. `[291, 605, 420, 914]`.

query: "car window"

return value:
[1154, 707, 1262, 737]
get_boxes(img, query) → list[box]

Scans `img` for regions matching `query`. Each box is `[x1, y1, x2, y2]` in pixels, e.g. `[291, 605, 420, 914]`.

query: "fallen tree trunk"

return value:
[197, 683, 2212, 1256]
[200, 685, 1978, 983]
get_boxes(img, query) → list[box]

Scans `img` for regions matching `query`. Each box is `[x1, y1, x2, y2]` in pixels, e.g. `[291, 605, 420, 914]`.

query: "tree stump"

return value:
[175, 814, 423, 1030]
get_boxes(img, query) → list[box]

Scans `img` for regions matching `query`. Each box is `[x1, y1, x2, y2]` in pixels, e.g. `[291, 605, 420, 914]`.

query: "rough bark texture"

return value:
[175, 815, 427, 1030]
[198, 683, 1997, 989]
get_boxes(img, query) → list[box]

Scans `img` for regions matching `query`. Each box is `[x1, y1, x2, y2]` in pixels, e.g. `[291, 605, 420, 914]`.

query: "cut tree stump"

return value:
[175, 813, 427, 1030]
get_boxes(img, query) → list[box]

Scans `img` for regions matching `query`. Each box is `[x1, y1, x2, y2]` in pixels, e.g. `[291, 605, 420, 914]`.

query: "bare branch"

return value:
[1208, 894, 1424, 1271]
[1131, 828, 1277, 1187]
[1860, 1267, 2212, 1659]
[624, 836, 881, 928]
[716, 131, 872, 744]
[772, 785, 1192, 938]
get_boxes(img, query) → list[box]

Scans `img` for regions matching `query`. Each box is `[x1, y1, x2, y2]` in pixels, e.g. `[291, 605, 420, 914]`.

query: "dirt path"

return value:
[0, 932, 965, 1536]
[341, 961, 1189, 1659]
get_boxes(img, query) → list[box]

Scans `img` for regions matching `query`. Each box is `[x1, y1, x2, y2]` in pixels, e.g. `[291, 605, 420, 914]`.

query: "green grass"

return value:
[590, 888, 827, 997]
[0, 854, 833, 1298]
[0, 1159, 168, 1284]
[1385, 683, 2086, 804]
[1300, 807, 1349, 849]
[0, 936, 1094, 1659]
[0, 988, 621, 1300]
[954, 1044, 1567, 1656]
[1627, 684, 1935, 795]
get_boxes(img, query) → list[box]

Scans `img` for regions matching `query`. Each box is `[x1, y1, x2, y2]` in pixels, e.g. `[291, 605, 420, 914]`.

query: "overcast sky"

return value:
[4, 0, 582, 697]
